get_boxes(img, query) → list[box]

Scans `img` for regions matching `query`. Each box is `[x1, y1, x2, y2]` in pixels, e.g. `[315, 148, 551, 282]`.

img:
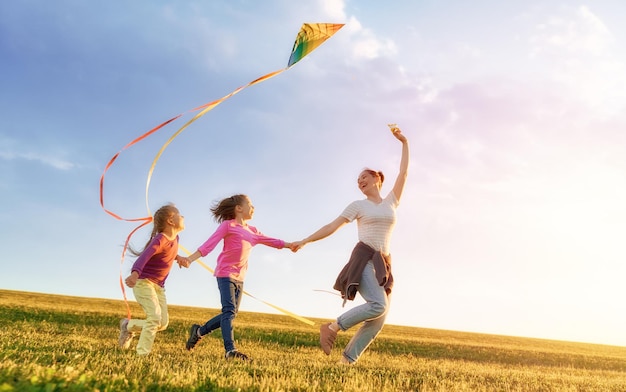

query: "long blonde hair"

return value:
[128, 204, 179, 256]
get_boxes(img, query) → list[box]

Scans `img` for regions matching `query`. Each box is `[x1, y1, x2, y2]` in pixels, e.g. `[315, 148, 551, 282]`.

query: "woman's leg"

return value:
[337, 261, 390, 363]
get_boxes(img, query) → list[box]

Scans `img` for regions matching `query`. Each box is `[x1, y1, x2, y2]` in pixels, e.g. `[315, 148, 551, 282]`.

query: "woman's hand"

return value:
[391, 127, 407, 143]
[290, 241, 306, 252]
[390, 125, 409, 201]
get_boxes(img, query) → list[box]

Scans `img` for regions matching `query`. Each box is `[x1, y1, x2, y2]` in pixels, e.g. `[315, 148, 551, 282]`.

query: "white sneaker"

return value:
[118, 318, 134, 349]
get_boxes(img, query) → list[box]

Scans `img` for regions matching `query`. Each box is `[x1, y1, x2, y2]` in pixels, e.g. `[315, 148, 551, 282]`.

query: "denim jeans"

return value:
[199, 277, 243, 353]
[128, 279, 169, 355]
[336, 260, 390, 363]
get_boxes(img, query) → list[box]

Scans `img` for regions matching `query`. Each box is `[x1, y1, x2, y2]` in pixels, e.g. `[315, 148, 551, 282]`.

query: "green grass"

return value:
[1, 289, 625, 391]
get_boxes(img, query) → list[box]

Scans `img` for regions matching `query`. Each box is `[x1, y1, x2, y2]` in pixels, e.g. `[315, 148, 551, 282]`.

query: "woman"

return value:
[293, 125, 409, 364]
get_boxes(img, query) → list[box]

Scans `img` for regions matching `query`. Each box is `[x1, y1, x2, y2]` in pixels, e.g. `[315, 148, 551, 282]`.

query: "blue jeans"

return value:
[199, 277, 243, 353]
[337, 260, 390, 363]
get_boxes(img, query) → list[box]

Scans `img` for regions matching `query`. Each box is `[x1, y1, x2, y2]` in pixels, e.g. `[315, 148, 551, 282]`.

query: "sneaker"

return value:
[186, 324, 202, 350]
[118, 318, 134, 349]
[319, 322, 337, 355]
[225, 350, 252, 361]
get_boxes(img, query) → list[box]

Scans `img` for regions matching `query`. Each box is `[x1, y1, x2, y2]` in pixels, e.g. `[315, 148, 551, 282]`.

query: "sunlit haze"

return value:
[1, 0, 625, 347]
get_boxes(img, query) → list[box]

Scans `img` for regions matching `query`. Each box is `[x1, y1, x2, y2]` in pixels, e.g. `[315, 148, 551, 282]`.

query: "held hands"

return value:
[284, 241, 306, 253]
[176, 255, 191, 268]
[290, 241, 306, 252]
[284, 242, 297, 253]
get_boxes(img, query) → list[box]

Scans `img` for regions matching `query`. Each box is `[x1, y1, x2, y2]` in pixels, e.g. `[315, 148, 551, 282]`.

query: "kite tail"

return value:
[119, 275, 131, 320]
[101, 23, 343, 321]
[118, 218, 153, 319]
[179, 245, 314, 326]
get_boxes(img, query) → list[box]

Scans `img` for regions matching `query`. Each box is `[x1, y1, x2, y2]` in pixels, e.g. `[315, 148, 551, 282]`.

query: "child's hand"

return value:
[290, 241, 305, 252]
[125, 272, 139, 288]
[283, 242, 299, 252]
[176, 256, 191, 268]
[283, 242, 295, 252]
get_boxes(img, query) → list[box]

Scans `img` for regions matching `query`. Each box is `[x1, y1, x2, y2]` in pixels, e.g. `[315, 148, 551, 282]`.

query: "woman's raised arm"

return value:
[391, 128, 409, 202]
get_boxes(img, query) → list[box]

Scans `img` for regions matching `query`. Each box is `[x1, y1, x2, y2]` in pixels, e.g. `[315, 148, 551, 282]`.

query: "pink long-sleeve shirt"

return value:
[197, 219, 285, 281]
[131, 233, 179, 287]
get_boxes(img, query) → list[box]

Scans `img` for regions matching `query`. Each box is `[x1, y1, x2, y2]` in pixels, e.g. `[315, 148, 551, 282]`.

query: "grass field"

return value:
[1, 289, 625, 391]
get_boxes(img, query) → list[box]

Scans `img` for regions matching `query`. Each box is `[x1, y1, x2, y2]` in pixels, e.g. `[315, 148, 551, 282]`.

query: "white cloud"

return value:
[528, 5, 626, 117]
[575, 5, 612, 54]
[319, 0, 346, 20]
[343, 16, 397, 60]
[531, 5, 612, 56]
[0, 151, 75, 170]
[345, 15, 362, 33]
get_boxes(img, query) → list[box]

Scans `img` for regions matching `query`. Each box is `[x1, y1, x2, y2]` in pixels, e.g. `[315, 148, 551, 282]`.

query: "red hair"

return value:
[362, 168, 384, 186]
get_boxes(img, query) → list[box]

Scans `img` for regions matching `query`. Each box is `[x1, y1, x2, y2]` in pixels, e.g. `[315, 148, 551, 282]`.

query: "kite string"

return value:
[143, 69, 285, 213]
[179, 246, 314, 326]
[98, 68, 286, 223]
[100, 70, 283, 319]
[313, 289, 341, 297]
[103, 22, 344, 324]
[99, 115, 183, 222]
[103, 68, 305, 321]
[119, 218, 153, 319]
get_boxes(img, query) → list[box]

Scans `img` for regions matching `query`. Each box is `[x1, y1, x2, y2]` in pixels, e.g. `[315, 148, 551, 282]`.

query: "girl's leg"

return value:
[337, 261, 390, 363]
[216, 277, 243, 353]
[188, 278, 238, 351]
[198, 278, 227, 336]
[198, 313, 222, 336]
[156, 285, 169, 332]
[131, 279, 164, 355]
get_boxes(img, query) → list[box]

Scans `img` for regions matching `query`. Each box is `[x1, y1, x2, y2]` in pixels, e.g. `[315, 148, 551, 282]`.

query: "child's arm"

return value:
[176, 251, 201, 268]
[249, 225, 289, 250]
[194, 222, 228, 259]
[186, 251, 202, 263]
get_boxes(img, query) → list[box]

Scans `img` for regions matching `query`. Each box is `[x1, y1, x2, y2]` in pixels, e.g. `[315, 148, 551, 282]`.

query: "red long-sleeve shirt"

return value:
[131, 233, 179, 287]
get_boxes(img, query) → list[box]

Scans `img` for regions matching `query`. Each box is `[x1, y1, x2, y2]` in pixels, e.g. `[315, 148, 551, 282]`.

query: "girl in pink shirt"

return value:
[181, 194, 293, 361]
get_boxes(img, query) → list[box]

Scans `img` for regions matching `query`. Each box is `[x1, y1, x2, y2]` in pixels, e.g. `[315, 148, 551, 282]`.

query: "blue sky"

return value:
[2, 0, 626, 347]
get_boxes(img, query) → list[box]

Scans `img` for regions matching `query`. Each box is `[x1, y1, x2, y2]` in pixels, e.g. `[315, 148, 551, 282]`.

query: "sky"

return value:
[1, 0, 626, 347]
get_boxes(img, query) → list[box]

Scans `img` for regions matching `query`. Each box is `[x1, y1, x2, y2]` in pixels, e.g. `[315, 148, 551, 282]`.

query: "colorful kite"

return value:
[288, 23, 345, 67]
[100, 23, 344, 324]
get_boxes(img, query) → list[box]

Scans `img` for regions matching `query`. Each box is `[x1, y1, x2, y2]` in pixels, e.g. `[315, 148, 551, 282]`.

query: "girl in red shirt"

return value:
[118, 204, 186, 355]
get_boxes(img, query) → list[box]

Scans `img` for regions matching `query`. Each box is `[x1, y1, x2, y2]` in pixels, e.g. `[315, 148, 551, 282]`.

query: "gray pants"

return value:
[337, 260, 390, 363]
